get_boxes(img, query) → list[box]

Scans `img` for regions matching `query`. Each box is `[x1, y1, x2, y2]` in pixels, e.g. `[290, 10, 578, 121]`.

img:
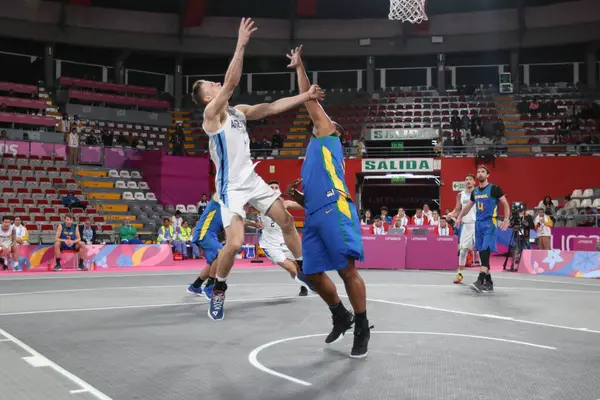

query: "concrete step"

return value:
[280, 149, 302, 156]
[283, 141, 305, 148]
[293, 120, 310, 126]
[290, 127, 308, 133]
[287, 134, 307, 140]
[507, 139, 529, 144]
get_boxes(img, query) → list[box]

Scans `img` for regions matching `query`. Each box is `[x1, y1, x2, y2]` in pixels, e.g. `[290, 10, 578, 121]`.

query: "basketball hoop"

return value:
[389, 0, 428, 24]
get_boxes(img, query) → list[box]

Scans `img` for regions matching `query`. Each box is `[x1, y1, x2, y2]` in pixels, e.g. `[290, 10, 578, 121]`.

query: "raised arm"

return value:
[287, 45, 336, 136]
[286, 178, 305, 208]
[235, 85, 323, 121]
[201, 18, 257, 128]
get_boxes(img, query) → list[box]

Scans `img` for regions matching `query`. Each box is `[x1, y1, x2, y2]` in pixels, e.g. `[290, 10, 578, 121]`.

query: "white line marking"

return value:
[425, 270, 600, 287]
[70, 389, 90, 394]
[0, 328, 113, 400]
[0, 338, 9, 342]
[248, 331, 557, 386]
[0, 295, 318, 317]
[353, 296, 600, 334]
[23, 355, 51, 367]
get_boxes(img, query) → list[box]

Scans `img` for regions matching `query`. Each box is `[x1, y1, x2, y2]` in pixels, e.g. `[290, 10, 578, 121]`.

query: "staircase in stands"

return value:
[495, 95, 529, 154]
[39, 87, 62, 121]
[281, 107, 310, 157]
[169, 110, 197, 155]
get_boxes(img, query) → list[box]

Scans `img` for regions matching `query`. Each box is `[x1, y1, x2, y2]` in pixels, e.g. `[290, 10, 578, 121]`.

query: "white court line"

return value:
[423, 270, 600, 287]
[0, 294, 317, 317]
[0, 328, 113, 400]
[70, 389, 90, 394]
[0, 338, 10, 342]
[352, 296, 600, 334]
[2, 283, 599, 297]
[248, 331, 557, 386]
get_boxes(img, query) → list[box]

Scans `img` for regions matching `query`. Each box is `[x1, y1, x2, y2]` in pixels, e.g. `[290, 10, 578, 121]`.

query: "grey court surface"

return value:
[1, 268, 600, 400]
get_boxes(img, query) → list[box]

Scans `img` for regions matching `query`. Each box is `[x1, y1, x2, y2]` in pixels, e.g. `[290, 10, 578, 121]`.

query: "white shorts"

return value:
[219, 172, 280, 228]
[261, 244, 294, 265]
[459, 223, 475, 250]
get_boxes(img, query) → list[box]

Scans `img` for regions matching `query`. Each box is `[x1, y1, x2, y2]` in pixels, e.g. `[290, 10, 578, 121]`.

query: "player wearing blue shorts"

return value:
[187, 195, 223, 300]
[457, 165, 509, 293]
[287, 45, 370, 358]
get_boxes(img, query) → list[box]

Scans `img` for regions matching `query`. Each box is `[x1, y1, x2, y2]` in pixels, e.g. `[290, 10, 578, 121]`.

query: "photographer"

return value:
[509, 203, 534, 264]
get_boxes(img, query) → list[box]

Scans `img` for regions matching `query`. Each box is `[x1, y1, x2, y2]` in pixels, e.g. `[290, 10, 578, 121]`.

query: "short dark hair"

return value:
[64, 214, 73, 220]
[267, 180, 280, 186]
[465, 173, 476, 180]
[476, 164, 490, 174]
[381, 206, 388, 211]
[163, 217, 170, 222]
[2, 215, 11, 222]
[175, 210, 182, 216]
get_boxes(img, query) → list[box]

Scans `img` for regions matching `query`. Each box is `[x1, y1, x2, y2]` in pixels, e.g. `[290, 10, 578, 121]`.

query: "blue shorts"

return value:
[302, 198, 364, 275]
[60, 243, 77, 251]
[195, 233, 222, 264]
[475, 220, 497, 252]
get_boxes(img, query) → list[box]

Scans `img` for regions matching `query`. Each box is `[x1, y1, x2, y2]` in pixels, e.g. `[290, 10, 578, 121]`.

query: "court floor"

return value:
[1, 268, 599, 400]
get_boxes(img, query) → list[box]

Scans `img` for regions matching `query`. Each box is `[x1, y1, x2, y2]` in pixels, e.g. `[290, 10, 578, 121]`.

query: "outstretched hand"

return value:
[287, 178, 303, 197]
[238, 18, 258, 46]
[307, 85, 325, 101]
[286, 45, 303, 69]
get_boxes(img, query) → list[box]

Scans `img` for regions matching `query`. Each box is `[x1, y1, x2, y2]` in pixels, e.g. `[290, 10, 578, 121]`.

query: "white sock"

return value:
[216, 276, 227, 282]
[295, 257, 303, 261]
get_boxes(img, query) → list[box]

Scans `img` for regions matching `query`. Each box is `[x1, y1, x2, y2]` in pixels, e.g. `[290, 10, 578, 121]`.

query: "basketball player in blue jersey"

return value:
[456, 165, 510, 293]
[191, 18, 324, 320]
[286, 46, 371, 358]
[187, 194, 223, 300]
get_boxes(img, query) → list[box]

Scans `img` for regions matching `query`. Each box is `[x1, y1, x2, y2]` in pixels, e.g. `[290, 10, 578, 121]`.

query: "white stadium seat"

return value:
[115, 180, 127, 189]
[130, 171, 142, 179]
[146, 192, 157, 201]
[186, 205, 198, 214]
[138, 181, 149, 190]
[582, 188, 594, 198]
[119, 170, 131, 179]
[134, 192, 146, 201]
[176, 204, 187, 213]
[571, 189, 583, 198]
[122, 192, 134, 200]
[127, 181, 138, 189]
[109, 169, 120, 178]
[580, 199, 592, 208]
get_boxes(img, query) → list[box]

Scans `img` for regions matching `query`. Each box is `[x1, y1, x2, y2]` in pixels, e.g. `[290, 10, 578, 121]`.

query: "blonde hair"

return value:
[192, 80, 208, 105]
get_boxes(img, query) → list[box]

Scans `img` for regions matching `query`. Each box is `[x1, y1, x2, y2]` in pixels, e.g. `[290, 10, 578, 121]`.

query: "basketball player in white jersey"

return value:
[448, 174, 479, 284]
[191, 18, 324, 321]
[256, 181, 314, 296]
[0, 216, 19, 271]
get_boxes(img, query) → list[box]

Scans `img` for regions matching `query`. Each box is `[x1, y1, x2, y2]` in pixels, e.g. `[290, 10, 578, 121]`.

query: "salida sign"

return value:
[362, 158, 434, 172]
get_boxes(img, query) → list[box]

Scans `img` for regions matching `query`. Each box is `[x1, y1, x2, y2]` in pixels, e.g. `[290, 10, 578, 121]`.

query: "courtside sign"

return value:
[362, 158, 435, 172]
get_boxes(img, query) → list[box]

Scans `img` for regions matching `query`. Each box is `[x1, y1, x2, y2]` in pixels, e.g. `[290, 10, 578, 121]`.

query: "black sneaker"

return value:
[299, 286, 308, 297]
[325, 311, 354, 344]
[470, 280, 484, 293]
[350, 323, 372, 359]
[53, 264, 62, 271]
[482, 282, 494, 292]
[1, 263, 6, 271]
[77, 264, 88, 271]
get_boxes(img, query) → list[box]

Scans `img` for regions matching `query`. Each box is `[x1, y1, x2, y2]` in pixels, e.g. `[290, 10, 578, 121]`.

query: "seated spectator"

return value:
[578, 207, 597, 227]
[0, 216, 19, 270]
[13, 216, 29, 245]
[157, 217, 184, 254]
[53, 215, 86, 271]
[62, 190, 86, 210]
[528, 98, 539, 114]
[534, 208, 553, 250]
[541, 196, 556, 217]
[0, 130, 7, 139]
[79, 217, 97, 245]
[171, 210, 184, 234]
[429, 210, 441, 226]
[434, 217, 454, 236]
[443, 135, 454, 154]
[369, 216, 388, 235]
[197, 193, 208, 214]
[22, 132, 30, 141]
[120, 219, 142, 244]
[564, 195, 577, 209]
[271, 130, 283, 149]
[379, 206, 392, 224]
[423, 204, 433, 220]
[391, 208, 409, 228]
[411, 208, 429, 226]
[461, 114, 470, 130]
[178, 220, 200, 259]
[250, 137, 260, 157]
[360, 209, 374, 225]
[101, 129, 114, 147]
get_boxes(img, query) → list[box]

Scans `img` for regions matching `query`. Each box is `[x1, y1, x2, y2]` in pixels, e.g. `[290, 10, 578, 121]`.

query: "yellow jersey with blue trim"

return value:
[301, 135, 350, 215]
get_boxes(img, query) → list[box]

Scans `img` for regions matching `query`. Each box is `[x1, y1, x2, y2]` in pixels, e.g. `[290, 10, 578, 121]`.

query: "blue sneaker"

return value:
[203, 285, 214, 300]
[187, 284, 203, 296]
[208, 287, 226, 321]
[12, 265, 23, 272]
[295, 270, 316, 293]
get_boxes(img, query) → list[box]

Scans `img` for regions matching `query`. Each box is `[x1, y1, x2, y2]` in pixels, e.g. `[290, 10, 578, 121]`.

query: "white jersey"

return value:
[461, 190, 476, 223]
[207, 107, 256, 193]
[259, 213, 285, 248]
[0, 225, 13, 245]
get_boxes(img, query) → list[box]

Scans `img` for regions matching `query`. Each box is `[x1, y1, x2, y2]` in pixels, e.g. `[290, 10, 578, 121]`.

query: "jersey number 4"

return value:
[477, 202, 485, 211]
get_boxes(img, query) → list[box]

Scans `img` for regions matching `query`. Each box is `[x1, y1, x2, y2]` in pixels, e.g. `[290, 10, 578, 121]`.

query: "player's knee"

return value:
[278, 213, 295, 232]
[337, 262, 358, 280]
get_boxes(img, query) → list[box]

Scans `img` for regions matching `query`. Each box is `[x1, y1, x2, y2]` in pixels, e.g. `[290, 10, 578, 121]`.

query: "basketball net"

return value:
[388, 0, 428, 24]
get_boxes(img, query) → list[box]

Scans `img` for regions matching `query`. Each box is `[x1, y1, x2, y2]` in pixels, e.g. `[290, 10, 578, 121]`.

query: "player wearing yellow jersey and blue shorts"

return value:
[187, 196, 223, 300]
[287, 45, 371, 358]
[457, 165, 510, 294]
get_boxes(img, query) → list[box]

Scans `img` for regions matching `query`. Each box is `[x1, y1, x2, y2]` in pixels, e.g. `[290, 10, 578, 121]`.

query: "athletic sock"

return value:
[355, 311, 367, 328]
[484, 273, 493, 284]
[329, 302, 348, 318]
[477, 272, 486, 283]
[205, 277, 215, 287]
[192, 277, 204, 289]
[214, 278, 228, 291]
[55, 258, 61, 265]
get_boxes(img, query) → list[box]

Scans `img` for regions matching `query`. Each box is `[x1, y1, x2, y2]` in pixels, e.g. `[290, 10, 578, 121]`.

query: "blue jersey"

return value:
[192, 199, 222, 242]
[301, 135, 350, 214]
[60, 223, 77, 241]
[471, 184, 504, 223]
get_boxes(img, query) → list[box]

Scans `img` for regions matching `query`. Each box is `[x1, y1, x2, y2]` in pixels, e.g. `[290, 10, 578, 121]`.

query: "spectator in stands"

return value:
[101, 129, 114, 147]
[62, 190, 86, 210]
[360, 209, 374, 225]
[434, 217, 453, 236]
[157, 217, 184, 255]
[120, 219, 142, 245]
[179, 220, 200, 259]
[272, 130, 283, 149]
[13, 217, 28, 245]
[429, 210, 441, 226]
[423, 204, 433, 220]
[442, 135, 454, 155]
[358, 138, 366, 158]
[380, 206, 392, 224]
[53, 215, 86, 271]
[250, 136, 259, 158]
[171, 124, 185, 156]
[411, 208, 429, 226]
[461, 114, 470, 130]
[369, 216, 388, 235]
[529, 98, 539, 115]
[470, 118, 481, 138]
[59, 115, 70, 134]
[171, 210, 184, 235]
[541, 196, 556, 217]
[0, 216, 19, 270]
[564, 195, 577, 209]
[534, 208, 553, 250]
[79, 218, 97, 245]
[66, 127, 80, 165]
[0, 130, 7, 140]
[197, 193, 208, 214]
[578, 207, 597, 227]
[261, 136, 271, 149]
[452, 135, 463, 152]
[391, 208, 408, 228]
[22, 132, 29, 141]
